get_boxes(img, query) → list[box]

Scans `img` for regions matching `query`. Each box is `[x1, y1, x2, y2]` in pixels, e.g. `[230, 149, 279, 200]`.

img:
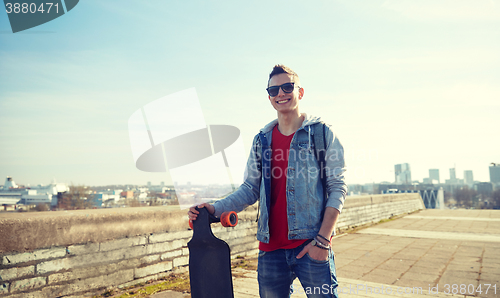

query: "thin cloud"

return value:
[373, 48, 500, 72]
[381, 0, 500, 21]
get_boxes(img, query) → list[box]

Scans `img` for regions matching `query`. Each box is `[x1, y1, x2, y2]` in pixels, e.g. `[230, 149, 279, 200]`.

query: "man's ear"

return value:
[298, 87, 304, 99]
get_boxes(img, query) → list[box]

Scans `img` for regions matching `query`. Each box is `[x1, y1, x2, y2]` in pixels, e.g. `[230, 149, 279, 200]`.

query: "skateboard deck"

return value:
[188, 207, 237, 298]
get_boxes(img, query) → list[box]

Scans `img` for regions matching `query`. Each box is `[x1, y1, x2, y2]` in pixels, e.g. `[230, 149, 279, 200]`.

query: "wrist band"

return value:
[311, 239, 329, 250]
[314, 237, 330, 248]
[316, 234, 331, 244]
[313, 236, 331, 250]
[315, 235, 330, 247]
[315, 244, 329, 250]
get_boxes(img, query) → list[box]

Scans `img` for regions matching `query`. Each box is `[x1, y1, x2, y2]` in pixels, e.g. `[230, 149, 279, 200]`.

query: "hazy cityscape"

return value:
[1, 163, 499, 212]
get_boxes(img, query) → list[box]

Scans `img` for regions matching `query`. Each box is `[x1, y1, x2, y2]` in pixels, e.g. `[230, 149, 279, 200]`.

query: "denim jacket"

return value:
[213, 114, 347, 243]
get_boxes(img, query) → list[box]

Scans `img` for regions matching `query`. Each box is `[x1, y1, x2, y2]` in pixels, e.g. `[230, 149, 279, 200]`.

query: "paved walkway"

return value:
[230, 209, 500, 298]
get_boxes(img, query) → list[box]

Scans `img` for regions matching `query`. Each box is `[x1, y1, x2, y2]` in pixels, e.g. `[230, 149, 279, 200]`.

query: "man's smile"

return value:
[276, 98, 291, 104]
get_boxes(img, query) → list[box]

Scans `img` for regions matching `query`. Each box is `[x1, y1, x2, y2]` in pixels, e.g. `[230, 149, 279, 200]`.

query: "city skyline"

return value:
[2, 161, 497, 188]
[1, 0, 499, 186]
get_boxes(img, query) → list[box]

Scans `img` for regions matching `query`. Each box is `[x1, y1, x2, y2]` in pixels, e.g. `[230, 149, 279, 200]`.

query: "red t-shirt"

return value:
[259, 125, 307, 251]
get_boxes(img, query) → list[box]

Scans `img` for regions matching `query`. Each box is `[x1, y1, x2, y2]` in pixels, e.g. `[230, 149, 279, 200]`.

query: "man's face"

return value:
[268, 73, 304, 114]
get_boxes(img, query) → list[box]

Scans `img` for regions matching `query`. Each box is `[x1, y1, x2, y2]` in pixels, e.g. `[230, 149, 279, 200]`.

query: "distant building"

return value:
[135, 188, 148, 202]
[149, 186, 171, 193]
[475, 182, 493, 197]
[93, 190, 121, 207]
[429, 169, 440, 184]
[91, 194, 104, 207]
[394, 164, 401, 182]
[490, 163, 500, 184]
[395, 163, 411, 184]
[4, 176, 17, 189]
[445, 167, 463, 185]
[450, 168, 456, 181]
[0, 192, 22, 206]
[121, 191, 134, 199]
[347, 183, 375, 195]
[464, 170, 474, 186]
[0, 177, 69, 207]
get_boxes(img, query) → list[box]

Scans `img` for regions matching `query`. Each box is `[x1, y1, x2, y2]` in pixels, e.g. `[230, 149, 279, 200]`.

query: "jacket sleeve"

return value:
[212, 134, 262, 217]
[324, 125, 348, 212]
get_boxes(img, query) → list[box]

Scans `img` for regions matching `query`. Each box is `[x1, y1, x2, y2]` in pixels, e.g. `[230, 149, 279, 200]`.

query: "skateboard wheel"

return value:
[189, 219, 194, 230]
[220, 211, 238, 227]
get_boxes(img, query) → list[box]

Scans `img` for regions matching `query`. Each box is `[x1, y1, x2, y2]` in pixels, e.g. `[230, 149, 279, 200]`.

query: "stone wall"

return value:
[0, 193, 424, 297]
[336, 193, 425, 232]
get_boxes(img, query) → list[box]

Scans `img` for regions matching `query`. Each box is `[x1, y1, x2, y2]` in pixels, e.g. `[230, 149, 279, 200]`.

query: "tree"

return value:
[128, 199, 141, 207]
[59, 184, 93, 210]
[57, 192, 71, 210]
[444, 191, 454, 206]
[453, 187, 477, 208]
[492, 189, 500, 209]
[35, 203, 49, 211]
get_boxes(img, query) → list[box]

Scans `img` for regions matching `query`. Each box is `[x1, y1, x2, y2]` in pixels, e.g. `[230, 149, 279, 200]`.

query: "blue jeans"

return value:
[257, 242, 338, 298]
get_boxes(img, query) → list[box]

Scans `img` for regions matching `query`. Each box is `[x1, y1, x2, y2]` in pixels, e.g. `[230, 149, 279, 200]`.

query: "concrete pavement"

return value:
[230, 209, 500, 298]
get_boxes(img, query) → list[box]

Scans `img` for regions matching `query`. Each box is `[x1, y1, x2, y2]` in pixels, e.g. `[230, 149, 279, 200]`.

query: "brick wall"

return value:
[0, 193, 424, 297]
[0, 206, 258, 297]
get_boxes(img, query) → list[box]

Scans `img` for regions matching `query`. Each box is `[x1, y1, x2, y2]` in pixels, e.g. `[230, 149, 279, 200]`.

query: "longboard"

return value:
[188, 207, 238, 298]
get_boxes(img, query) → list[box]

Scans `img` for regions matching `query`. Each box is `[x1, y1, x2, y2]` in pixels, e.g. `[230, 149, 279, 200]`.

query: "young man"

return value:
[188, 65, 347, 298]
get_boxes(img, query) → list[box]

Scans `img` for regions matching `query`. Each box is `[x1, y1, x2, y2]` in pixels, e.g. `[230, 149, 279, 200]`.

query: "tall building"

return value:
[429, 169, 440, 184]
[464, 170, 473, 186]
[449, 168, 456, 181]
[445, 167, 465, 185]
[395, 163, 411, 184]
[394, 164, 401, 182]
[490, 163, 500, 184]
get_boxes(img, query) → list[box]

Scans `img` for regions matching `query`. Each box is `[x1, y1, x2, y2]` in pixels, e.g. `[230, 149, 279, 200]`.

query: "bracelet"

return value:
[311, 239, 329, 250]
[314, 237, 330, 248]
[313, 237, 331, 250]
[316, 244, 329, 250]
[315, 235, 330, 248]
[316, 234, 331, 244]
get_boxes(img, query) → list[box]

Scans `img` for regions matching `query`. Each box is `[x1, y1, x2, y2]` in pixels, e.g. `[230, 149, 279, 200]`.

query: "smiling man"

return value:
[189, 64, 347, 298]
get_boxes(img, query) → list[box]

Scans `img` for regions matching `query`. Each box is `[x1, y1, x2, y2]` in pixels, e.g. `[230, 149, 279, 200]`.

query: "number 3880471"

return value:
[5, 3, 59, 14]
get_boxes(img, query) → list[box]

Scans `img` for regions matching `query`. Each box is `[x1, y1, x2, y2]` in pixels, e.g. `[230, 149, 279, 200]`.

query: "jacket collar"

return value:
[259, 113, 322, 134]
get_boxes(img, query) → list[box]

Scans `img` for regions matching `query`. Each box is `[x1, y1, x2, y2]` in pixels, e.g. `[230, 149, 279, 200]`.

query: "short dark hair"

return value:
[268, 64, 300, 87]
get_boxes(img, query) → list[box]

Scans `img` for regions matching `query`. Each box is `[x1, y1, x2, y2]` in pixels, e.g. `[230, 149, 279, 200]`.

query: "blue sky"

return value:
[1, 0, 499, 186]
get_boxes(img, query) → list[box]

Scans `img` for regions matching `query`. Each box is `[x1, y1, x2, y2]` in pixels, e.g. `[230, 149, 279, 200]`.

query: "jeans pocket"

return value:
[305, 252, 329, 264]
[258, 250, 267, 258]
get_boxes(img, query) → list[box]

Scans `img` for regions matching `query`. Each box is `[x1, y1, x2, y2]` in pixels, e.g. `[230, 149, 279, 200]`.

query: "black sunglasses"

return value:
[266, 82, 299, 97]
